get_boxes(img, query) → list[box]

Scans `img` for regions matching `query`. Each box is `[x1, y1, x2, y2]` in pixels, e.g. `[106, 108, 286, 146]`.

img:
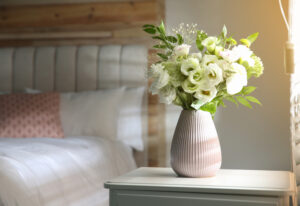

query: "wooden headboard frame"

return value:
[0, 0, 166, 167]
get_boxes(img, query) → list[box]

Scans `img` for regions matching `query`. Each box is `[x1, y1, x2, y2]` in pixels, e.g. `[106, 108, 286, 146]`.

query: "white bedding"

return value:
[0, 136, 137, 206]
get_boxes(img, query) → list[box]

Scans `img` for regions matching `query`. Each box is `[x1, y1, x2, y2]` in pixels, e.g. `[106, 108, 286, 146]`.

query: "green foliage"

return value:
[196, 31, 208, 51]
[177, 34, 184, 45]
[245, 96, 262, 105]
[235, 96, 252, 109]
[240, 32, 259, 47]
[240, 86, 256, 95]
[200, 101, 218, 116]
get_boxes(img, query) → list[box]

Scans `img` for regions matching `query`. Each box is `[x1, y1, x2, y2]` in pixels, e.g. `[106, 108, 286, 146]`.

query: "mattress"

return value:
[0, 136, 136, 206]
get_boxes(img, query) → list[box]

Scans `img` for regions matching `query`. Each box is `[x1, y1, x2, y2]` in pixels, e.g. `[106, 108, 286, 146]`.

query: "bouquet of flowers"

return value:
[143, 22, 264, 116]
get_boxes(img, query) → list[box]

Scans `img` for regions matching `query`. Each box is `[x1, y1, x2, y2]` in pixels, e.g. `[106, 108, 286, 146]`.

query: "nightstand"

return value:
[105, 167, 296, 206]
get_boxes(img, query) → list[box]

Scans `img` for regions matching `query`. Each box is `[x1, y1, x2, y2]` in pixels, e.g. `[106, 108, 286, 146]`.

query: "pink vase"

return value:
[171, 110, 222, 177]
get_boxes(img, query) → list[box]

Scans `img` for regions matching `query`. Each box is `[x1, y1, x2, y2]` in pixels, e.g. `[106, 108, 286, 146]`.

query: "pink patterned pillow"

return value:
[0, 93, 64, 138]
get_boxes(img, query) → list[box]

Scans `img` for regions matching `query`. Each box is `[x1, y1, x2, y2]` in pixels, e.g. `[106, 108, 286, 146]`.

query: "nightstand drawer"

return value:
[110, 190, 282, 206]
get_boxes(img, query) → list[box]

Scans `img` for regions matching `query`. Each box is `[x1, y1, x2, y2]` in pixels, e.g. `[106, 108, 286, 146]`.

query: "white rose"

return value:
[232, 45, 255, 67]
[232, 45, 253, 59]
[202, 37, 218, 53]
[149, 70, 169, 94]
[194, 87, 217, 106]
[198, 63, 223, 90]
[226, 63, 247, 95]
[159, 85, 176, 104]
[219, 49, 240, 62]
[173, 44, 191, 57]
[201, 55, 219, 67]
[181, 57, 200, 76]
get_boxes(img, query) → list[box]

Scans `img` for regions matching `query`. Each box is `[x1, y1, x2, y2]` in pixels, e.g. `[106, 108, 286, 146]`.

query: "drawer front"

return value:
[110, 190, 282, 206]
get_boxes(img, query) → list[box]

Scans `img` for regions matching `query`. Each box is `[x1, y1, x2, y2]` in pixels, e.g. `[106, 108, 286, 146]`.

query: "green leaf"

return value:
[247, 32, 259, 44]
[222, 25, 227, 38]
[143, 28, 156, 34]
[200, 101, 218, 115]
[143, 24, 155, 28]
[235, 96, 252, 109]
[153, 44, 167, 49]
[245, 96, 262, 105]
[191, 100, 203, 110]
[225, 96, 238, 106]
[166, 36, 177, 43]
[240, 38, 250, 47]
[241, 86, 256, 95]
[157, 53, 168, 60]
[177, 34, 184, 45]
[152, 36, 164, 40]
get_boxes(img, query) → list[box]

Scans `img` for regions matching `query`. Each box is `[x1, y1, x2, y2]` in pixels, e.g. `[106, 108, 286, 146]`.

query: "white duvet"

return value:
[0, 136, 137, 206]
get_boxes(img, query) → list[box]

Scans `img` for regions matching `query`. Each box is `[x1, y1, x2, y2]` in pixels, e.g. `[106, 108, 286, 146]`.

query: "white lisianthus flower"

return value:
[191, 52, 202, 61]
[149, 63, 164, 78]
[194, 87, 217, 106]
[232, 45, 254, 67]
[150, 70, 169, 94]
[198, 63, 223, 90]
[201, 55, 218, 67]
[226, 63, 247, 95]
[181, 79, 200, 94]
[181, 57, 200, 76]
[188, 69, 203, 85]
[173, 44, 191, 57]
[219, 49, 240, 62]
[202, 36, 218, 53]
[159, 85, 176, 104]
[216, 59, 232, 78]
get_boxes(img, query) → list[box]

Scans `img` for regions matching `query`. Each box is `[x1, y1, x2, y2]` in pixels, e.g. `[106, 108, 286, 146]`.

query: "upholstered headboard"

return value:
[0, 44, 148, 166]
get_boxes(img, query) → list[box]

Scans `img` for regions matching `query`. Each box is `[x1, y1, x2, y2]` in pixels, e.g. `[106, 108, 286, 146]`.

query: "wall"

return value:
[165, 0, 291, 170]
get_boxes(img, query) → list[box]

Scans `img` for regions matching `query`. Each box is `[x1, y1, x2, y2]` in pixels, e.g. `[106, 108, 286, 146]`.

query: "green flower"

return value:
[248, 55, 264, 78]
[158, 85, 176, 104]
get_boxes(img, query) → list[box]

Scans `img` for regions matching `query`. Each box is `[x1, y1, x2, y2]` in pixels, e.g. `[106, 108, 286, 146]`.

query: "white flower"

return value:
[188, 69, 203, 85]
[194, 87, 217, 106]
[232, 45, 253, 59]
[173, 44, 191, 57]
[202, 37, 218, 52]
[198, 63, 223, 90]
[226, 63, 247, 95]
[219, 49, 240, 62]
[182, 79, 200, 93]
[191, 52, 202, 61]
[159, 85, 176, 104]
[149, 70, 169, 94]
[149, 63, 164, 78]
[232, 45, 254, 67]
[181, 57, 200, 76]
[201, 55, 218, 67]
[216, 59, 232, 78]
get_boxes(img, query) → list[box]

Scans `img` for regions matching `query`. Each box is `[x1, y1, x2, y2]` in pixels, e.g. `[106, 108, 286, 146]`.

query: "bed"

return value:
[0, 44, 148, 206]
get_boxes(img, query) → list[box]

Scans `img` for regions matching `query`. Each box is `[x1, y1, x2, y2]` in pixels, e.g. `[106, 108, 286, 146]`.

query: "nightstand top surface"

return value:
[105, 167, 295, 196]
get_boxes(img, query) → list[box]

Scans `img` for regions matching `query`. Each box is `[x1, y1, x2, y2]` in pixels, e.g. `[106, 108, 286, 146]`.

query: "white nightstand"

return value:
[105, 167, 296, 206]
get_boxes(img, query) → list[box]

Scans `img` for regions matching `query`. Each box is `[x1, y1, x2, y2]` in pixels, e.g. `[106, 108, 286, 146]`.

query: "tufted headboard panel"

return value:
[0, 44, 148, 166]
[0, 45, 147, 92]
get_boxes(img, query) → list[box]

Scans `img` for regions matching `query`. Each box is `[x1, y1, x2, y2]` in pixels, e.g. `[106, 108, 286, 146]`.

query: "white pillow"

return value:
[118, 87, 145, 151]
[60, 88, 124, 139]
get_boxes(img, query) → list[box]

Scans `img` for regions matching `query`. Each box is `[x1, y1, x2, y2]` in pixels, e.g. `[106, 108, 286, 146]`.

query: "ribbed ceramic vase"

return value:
[171, 110, 222, 177]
